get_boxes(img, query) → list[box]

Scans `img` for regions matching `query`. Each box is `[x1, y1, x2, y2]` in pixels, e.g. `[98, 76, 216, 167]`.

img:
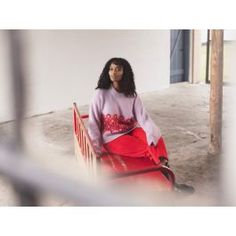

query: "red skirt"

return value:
[103, 127, 168, 165]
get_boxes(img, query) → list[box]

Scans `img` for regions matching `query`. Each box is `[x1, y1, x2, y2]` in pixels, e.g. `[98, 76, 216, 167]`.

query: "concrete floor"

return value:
[0, 82, 231, 205]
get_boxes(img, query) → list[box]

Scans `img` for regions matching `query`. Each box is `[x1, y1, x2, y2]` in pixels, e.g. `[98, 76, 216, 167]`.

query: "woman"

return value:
[88, 57, 168, 166]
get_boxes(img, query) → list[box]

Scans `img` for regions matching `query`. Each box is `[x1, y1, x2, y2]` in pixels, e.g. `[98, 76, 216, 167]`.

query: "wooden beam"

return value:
[208, 30, 224, 155]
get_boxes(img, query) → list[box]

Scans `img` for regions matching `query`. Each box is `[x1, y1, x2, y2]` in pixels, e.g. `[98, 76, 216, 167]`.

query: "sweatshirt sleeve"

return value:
[88, 90, 103, 155]
[133, 95, 161, 145]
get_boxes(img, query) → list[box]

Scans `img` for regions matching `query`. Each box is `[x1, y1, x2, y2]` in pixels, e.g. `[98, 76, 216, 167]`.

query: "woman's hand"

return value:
[97, 151, 110, 158]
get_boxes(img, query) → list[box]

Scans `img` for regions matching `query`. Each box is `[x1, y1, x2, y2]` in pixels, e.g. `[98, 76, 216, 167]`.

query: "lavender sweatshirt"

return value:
[88, 86, 161, 154]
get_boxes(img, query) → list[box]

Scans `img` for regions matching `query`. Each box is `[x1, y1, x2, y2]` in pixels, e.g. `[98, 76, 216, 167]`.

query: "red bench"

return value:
[73, 102, 175, 191]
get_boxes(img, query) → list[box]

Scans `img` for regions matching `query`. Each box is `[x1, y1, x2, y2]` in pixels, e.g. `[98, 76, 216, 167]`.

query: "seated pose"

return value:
[88, 57, 168, 166]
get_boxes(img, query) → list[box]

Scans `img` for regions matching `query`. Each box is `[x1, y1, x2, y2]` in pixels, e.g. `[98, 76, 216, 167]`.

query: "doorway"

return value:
[170, 30, 190, 83]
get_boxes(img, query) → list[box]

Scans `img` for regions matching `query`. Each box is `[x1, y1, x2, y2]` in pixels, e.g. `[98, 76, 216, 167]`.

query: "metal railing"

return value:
[73, 103, 97, 176]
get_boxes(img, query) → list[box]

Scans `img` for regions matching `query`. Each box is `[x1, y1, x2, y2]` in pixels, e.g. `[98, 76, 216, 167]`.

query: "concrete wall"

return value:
[0, 30, 170, 122]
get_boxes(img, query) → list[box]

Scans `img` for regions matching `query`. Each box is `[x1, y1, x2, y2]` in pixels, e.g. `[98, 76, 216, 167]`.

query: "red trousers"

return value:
[103, 128, 168, 165]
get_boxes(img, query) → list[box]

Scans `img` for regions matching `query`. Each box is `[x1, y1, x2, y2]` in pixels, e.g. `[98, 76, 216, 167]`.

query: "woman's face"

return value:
[108, 63, 124, 82]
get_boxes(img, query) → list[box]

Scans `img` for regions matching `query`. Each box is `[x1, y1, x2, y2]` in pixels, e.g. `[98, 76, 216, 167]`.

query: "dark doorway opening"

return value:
[170, 30, 190, 83]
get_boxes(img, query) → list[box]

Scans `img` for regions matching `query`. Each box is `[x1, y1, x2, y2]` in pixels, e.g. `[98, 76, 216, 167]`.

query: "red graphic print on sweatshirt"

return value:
[101, 114, 137, 134]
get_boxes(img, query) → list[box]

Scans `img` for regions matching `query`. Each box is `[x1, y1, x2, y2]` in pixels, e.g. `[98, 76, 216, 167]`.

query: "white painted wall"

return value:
[0, 30, 170, 122]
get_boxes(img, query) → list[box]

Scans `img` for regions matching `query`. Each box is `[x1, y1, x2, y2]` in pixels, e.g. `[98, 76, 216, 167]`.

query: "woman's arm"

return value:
[133, 95, 162, 146]
[133, 95, 168, 161]
[88, 91, 103, 155]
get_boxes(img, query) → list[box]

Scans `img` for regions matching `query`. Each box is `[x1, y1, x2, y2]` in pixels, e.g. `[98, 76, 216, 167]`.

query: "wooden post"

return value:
[208, 30, 224, 155]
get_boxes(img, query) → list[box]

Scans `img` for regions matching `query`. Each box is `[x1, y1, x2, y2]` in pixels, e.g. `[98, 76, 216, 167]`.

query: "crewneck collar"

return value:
[110, 85, 123, 96]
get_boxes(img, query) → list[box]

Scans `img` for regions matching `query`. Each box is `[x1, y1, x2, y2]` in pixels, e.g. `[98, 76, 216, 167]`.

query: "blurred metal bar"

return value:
[7, 30, 39, 205]
[7, 30, 25, 150]
[0, 146, 154, 206]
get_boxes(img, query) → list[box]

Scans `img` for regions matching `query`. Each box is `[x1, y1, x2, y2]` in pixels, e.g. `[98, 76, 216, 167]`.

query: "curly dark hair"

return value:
[96, 57, 137, 97]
